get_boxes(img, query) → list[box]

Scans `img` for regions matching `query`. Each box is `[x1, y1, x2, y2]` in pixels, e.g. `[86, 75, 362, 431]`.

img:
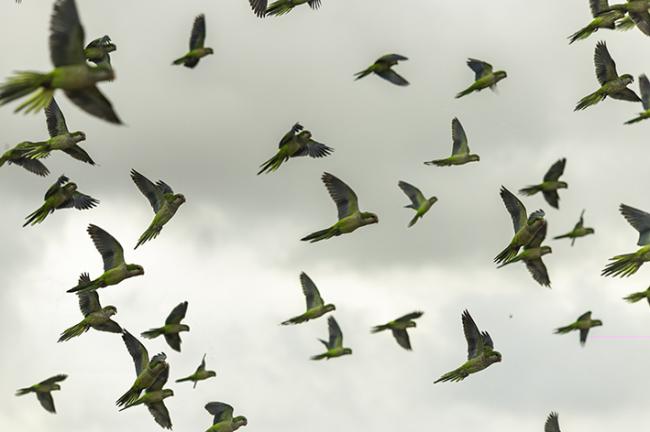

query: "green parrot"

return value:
[519, 158, 568, 209]
[0, 0, 121, 123]
[609, 0, 650, 35]
[545, 412, 561, 432]
[553, 209, 595, 245]
[569, 0, 625, 43]
[498, 221, 552, 287]
[625, 74, 650, 124]
[301, 172, 378, 242]
[15, 374, 67, 414]
[623, 286, 650, 306]
[116, 330, 168, 407]
[58, 286, 121, 342]
[0, 142, 50, 176]
[84, 35, 116, 67]
[311, 316, 353, 360]
[172, 15, 213, 68]
[495, 186, 547, 264]
[141, 301, 190, 352]
[281, 272, 335, 325]
[354, 54, 409, 86]
[398, 181, 437, 227]
[175, 354, 216, 388]
[249, 0, 267, 17]
[554, 311, 602, 346]
[120, 364, 173, 430]
[371, 311, 424, 351]
[424, 117, 479, 167]
[204, 402, 248, 432]
[455, 59, 507, 98]
[23, 175, 98, 227]
[67, 224, 144, 293]
[131, 169, 186, 249]
[434, 310, 501, 383]
[575, 41, 640, 110]
[20, 99, 94, 164]
[257, 123, 333, 175]
[266, 0, 321, 17]
[602, 204, 650, 277]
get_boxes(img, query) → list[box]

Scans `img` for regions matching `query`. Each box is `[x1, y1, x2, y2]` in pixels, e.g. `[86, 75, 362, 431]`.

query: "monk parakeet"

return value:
[20, 99, 94, 164]
[301, 172, 378, 242]
[176, 354, 216, 388]
[120, 364, 173, 430]
[116, 330, 168, 407]
[519, 158, 568, 209]
[141, 301, 190, 352]
[424, 117, 479, 167]
[84, 35, 116, 67]
[266, 0, 321, 17]
[609, 0, 650, 36]
[58, 286, 121, 342]
[204, 402, 248, 432]
[0, 0, 121, 123]
[23, 175, 98, 227]
[249, 0, 267, 17]
[625, 74, 650, 124]
[553, 209, 595, 245]
[495, 186, 546, 264]
[15, 374, 67, 414]
[398, 181, 437, 227]
[131, 169, 186, 249]
[257, 123, 333, 175]
[311, 316, 352, 360]
[172, 15, 213, 68]
[554, 311, 602, 346]
[568, 0, 625, 43]
[371, 311, 423, 351]
[434, 310, 501, 383]
[498, 221, 552, 287]
[602, 204, 650, 277]
[545, 412, 561, 432]
[623, 286, 650, 306]
[281, 272, 335, 325]
[67, 224, 144, 293]
[0, 142, 50, 176]
[575, 41, 640, 110]
[455, 59, 507, 98]
[354, 54, 409, 86]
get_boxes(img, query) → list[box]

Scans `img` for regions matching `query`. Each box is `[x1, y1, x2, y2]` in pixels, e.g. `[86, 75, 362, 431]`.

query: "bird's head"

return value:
[343, 348, 353, 355]
[361, 212, 379, 225]
[585, 227, 595, 234]
[206, 370, 217, 378]
[324, 304, 336, 313]
[527, 209, 545, 223]
[495, 70, 507, 80]
[150, 353, 167, 366]
[621, 74, 634, 85]
[298, 130, 312, 140]
[51, 384, 62, 391]
[127, 264, 145, 276]
[540, 246, 553, 256]
[104, 305, 118, 316]
[174, 194, 186, 205]
[72, 131, 86, 142]
[592, 319, 603, 327]
[233, 416, 248, 429]
[406, 321, 417, 328]
[558, 181, 568, 189]
[162, 389, 174, 399]
[205, 47, 214, 55]
[490, 351, 502, 363]
[469, 154, 480, 162]
[180, 324, 191, 332]
[63, 183, 78, 193]
[104, 43, 117, 54]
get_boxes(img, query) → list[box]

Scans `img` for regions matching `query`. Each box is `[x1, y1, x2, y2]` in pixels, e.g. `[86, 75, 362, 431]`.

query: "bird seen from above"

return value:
[519, 158, 568, 209]
[398, 181, 437, 227]
[568, 0, 625, 44]
[625, 74, 650, 124]
[554, 311, 602, 346]
[265, 0, 322, 17]
[371, 311, 424, 351]
[354, 54, 409, 86]
[455, 58, 507, 98]
[58, 287, 121, 342]
[424, 117, 479, 167]
[498, 219, 552, 287]
[141, 301, 190, 352]
[175, 354, 216, 388]
[15, 374, 67, 414]
[553, 209, 595, 246]
[119, 363, 174, 430]
[602, 204, 650, 277]
[281, 272, 335, 325]
[204, 402, 248, 432]
[172, 14, 213, 68]
[311, 316, 353, 360]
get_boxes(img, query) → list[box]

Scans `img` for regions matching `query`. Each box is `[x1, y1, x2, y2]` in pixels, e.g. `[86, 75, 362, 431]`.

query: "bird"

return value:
[554, 311, 602, 346]
[424, 118, 479, 167]
[19, 99, 94, 165]
[311, 316, 353, 360]
[204, 402, 248, 432]
[84, 35, 116, 67]
[67, 224, 144, 293]
[248, 0, 267, 17]
[116, 330, 168, 407]
[625, 74, 650, 124]
[23, 175, 98, 227]
[498, 220, 552, 287]
[15, 375, 67, 414]
[131, 169, 186, 249]
[0, 0, 121, 123]
[257, 123, 333, 175]
[265, 0, 322, 17]
[301, 172, 378, 242]
[602, 204, 650, 277]
[141, 301, 190, 352]
[119, 363, 173, 429]
[623, 286, 650, 307]
[434, 310, 501, 383]
[172, 14, 213, 68]
[354, 54, 409, 86]
[371, 311, 424, 350]
[398, 181, 437, 227]
[0, 142, 50, 176]
[494, 186, 546, 264]
[545, 412, 561, 432]
[575, 41, 640, 111]
[175, 354, 216, 388]
[519, 158, 568, 209]
[553, 209, 595, 246]
[608, 0, 650, 36]
[281, 272, 335, 325]
[568, 0, 625, 43]
[455, 59, 507, 98]
[58, 288, 121, 342]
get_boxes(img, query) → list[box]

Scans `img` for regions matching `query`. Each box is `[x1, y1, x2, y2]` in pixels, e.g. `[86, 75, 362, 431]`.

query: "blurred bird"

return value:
[371, 311, 423, 350]
[175, 354, 216, 388]
[568, 0, 625, 43]
[545, 412, 561, 432]
[554, 311, 602, 346]
[398, 181, 437, 227]
[354, 54, 409, 86]
[281, 272, 335, 325]
[84, 35, 116, 67]
[120, 364, 173, 429]
[623, 286, 650, 306]
[602, 204, 650, 277]
[608, 0, 650, 36]
[204, 402, 248, 432]
[172, 14, 213, 68]
[553, 209, 595, 245]
[266, 0, 322, 17]
[625, 74, 650, 124]
[498, 221, 552, 287]
[58, 288, 121, 342]
[311, 316, 353, 360]
[424, 118, 479, 167]
[519, 158, 568, 209]
[0, 142, 50, 176]
[141, 301, 190, 352]
[248, 0, 267, 17]
[15, 375, 67, 414]
[455, 59, 507, 98]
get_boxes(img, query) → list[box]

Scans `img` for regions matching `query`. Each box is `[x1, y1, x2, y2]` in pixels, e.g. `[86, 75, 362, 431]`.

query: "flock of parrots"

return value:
[4, 0, 650, 431]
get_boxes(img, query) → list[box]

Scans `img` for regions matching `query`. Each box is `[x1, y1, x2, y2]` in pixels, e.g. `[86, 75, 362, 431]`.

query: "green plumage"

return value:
[455, 58, 507, 98]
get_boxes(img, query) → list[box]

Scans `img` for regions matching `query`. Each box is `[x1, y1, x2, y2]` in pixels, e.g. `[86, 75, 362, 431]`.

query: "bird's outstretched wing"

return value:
[78, 290, 101, 316]
[322, 172, 359, 220]
[466, 58, 493, 80]
[131, 170, 165, 213]
[398, 181, 425, 208]
[45, 99, 69, 137]
[327, 316, 344, 349]
[205, 402, 234, 424]
[190, 14, 206, 50]
[50, 0, 86, 67]
[594, 41, 619, 85]
[544, 412, 561, 432]
[121, 330, 149, 376]
[87, 224, 125, 270]
[462, 310, 483, 360]
[543, 158, 566, 182]
[500, 186, 527, 233]
[620, 204, 650, 245]
[165, 301, 188, 325]
[300, 272, 324, 309]
[451, 117, 469, 156]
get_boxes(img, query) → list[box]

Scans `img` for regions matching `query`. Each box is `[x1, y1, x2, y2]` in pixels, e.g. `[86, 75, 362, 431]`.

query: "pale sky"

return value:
[1, 1, 650, 431]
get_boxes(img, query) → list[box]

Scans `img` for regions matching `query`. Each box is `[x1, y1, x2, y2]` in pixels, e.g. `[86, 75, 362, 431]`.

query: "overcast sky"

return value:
[1, 0, 650, 431]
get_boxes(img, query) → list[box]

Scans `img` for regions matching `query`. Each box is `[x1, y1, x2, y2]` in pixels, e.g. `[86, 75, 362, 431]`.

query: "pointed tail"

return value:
[23, 203, 53, 227]
[407, 214, 419, 228]
[519, 185, 540, 196]
[371, 324, 389, 333]
[624, 291, 648, 304]
[257, 153, 286, 175]
[353, 68, 372, 81]
[300, 227, 334, 243]
[134, 224, 162, 249]
[424, 159, 452, 167]
[554, 325, 574, 334]
[58, 320, 90, 342]
[175, 376, 193, 383]
[575, 90, 605, 111]
[568, 25, 594, 44]
[601, 253, 643, 278]
[0, 71, 53, 113]
[310, 353, 328, 361]
[141, 328, 164, 339]
[625, 115, 646, 125]
[455, 86, 474, 99]
[15, 387, 32, 396]
[494, 244, 518, 264]
[67, 273, 99, 293]
[116, 386, 141, 407]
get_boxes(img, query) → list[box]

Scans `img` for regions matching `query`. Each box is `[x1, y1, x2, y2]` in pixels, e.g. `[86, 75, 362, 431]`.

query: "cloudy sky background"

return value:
[1, 0, 650, 430]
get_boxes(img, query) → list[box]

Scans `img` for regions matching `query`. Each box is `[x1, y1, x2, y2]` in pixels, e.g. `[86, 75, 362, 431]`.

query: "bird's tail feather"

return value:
[280, 316, 303, 325]
[553, 233, 571, 240]
[371, 324, 389, 333]
[554, 325, 574, 334]
[15, 387, 32, 396]
[172, 56, 187, 65]
[67, 273, 98, 293]
[116, 386, 140, 407]
[135, 224, 162, 249]
[624, 291, 648, 303]
[625, 115, 646, 125]
[518, 185, 540, 196]
[455, 86, 474, 99]
[141, 328, 163, 339]
[23, 204, 53, 227]
[310, 353, 328, 360]
[58, 321, 89, 342]
[257, 153, 286, 175]
[407, 214, 419, 228]
[575, 90, 605, 111]
[353, 68, 372, 81]
[175, 376, 193, 383]
[568, 25, 594, 44]
[424, 159, 451, 167]
[300, 228, 334, 243]
[434, 368, 466, 383]
[265, 0, 292, 16]
[21, 142, 52, 160]
[494, 245, 518, 264]
[602, 253, 643, 278]
[0, 72, 51, 113]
